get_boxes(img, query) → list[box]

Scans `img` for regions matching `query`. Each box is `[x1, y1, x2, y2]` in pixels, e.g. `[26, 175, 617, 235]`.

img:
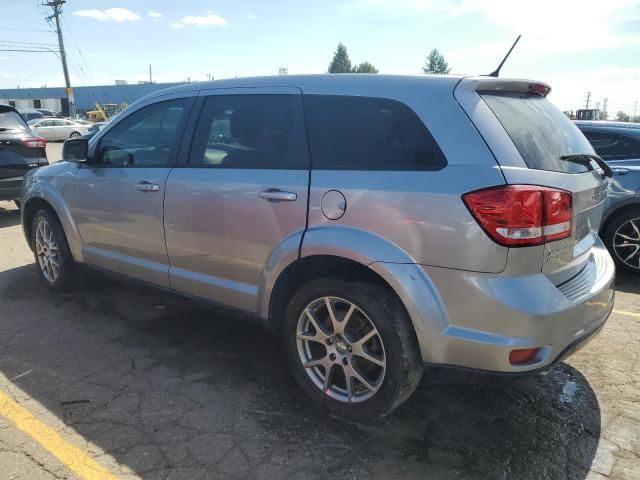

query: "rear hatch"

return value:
[455, 78, 609, 283]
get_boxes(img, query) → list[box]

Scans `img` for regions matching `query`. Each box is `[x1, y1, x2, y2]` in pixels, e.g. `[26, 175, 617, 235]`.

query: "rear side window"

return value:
[189, 94, 308, 169]
[0, 110, 28, 132]
[303, 95, 447, 170]
[481, 93, 594, 173]
[581, 131, 640, 161]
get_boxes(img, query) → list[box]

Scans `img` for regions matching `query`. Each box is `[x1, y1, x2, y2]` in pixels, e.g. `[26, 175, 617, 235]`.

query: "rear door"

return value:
[164, 87, 310, 312]
[456, 79, 609, 282]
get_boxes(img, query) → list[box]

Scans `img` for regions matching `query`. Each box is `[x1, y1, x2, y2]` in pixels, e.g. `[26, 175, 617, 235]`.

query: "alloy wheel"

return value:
[35, 219, 60, 282]
[613, 217, 640, 270]
[296, 296, 386, 403]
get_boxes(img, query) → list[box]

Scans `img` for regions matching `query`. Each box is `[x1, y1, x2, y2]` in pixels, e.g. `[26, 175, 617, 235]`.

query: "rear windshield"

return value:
[481, 93, 594, 173]
[0, 110, 28, 132]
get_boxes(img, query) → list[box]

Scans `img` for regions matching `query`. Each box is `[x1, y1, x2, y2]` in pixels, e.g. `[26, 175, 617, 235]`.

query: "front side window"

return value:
[582, 131, 640, 161]
[97, 98, 188, 167]
[189, 94, 308, 169]
[303, 95, 447, 170]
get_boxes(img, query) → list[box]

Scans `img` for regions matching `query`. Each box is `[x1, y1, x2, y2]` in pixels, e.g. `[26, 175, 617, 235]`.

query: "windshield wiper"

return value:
[559, 153, 613, 178]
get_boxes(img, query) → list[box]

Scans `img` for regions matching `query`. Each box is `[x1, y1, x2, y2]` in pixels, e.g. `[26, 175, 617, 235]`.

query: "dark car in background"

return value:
[17, 109, 44, 122]
[576, 121, 640, 272]
[0, 104, 48, 208]
[35, 108, 56, 118]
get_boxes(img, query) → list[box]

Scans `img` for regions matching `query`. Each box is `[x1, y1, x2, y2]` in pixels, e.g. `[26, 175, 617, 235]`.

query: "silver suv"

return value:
[21, 75, 615, 420]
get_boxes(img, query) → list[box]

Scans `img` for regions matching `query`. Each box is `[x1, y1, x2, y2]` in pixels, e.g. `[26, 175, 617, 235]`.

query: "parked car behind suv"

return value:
[17, 109, 44, 122]
[27, 117, 91, 141]
[21, 75, 615, 420]
[575, 121, 640, 273]
[0, 104, 48, 207]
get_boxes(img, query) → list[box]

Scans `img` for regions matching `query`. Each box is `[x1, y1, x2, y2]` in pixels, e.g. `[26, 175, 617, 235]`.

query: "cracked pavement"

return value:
[0, 200, 639, 480]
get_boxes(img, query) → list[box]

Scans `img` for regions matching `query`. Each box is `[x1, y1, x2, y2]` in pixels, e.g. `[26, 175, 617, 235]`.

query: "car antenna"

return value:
[487, 35, 521, 77]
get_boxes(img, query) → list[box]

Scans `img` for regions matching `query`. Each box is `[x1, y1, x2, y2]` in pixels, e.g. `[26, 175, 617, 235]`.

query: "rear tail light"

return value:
[463, 185, 572, 247]
[509, 348, 540, 365]
[21, 137, 47, 149]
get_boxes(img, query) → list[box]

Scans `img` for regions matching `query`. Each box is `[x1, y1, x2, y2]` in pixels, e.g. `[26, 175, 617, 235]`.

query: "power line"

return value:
[60, 16, 93, 82]
[0, 27, 55, 33]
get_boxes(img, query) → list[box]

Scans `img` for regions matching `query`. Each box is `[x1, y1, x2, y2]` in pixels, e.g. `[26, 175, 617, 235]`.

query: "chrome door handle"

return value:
[134, 182, 160, 192]
[258, 190, 297, 202]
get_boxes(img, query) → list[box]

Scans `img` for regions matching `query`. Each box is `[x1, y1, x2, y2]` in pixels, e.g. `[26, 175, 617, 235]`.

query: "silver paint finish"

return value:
[73, 166, 173, 288]
[21, 74, 616, 375]
[164, 168, 308, 311]
[321, 190, 346, 220]
[305, 167, 508, 272]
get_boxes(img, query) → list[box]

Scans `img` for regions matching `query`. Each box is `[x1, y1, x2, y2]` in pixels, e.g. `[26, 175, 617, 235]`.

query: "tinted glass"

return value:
[481, 93, 595, 173]
[0, 110, 28, 131]
[98, 98, 188, 167]
[581, 130, 640, 161]
[303, 95, 446, 170]
[189, 94, 308, 169]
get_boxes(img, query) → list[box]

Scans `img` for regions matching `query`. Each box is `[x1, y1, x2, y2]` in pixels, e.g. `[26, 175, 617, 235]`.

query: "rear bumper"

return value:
[417, 238, 615, 373]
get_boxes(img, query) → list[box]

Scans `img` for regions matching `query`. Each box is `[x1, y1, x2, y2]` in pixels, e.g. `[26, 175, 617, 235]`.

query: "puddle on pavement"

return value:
[560, 381, 579, 404]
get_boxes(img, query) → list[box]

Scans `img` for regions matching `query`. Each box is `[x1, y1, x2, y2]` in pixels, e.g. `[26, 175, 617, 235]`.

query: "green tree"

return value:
[328, 43, 352, 73]
[616, 110, 631, 122]
[423, 48, 451, 74]
[352, 61, 379, 74]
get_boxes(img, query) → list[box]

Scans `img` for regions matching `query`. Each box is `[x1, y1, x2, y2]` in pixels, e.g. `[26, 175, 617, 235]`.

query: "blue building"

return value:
[0, 82, 185, 116]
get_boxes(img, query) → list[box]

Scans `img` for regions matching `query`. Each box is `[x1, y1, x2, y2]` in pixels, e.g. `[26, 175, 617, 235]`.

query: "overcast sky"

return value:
[1, 0, 639, 116]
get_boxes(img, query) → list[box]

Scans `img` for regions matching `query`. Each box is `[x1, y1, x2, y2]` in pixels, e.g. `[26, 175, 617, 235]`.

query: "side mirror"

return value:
[62, 138, 89, 162]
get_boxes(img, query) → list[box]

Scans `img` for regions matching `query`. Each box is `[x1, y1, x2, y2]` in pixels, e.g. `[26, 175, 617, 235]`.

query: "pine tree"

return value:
[328, 43, 352, 73]
[423, 49, 451, 74]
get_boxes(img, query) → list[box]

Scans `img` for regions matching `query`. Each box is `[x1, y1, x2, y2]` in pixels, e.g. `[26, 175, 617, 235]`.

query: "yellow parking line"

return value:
[613, 309, 640, 319]
[0, 390, 119, 480]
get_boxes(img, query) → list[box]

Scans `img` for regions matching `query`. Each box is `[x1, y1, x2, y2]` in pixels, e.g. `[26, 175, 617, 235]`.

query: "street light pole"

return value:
[43, 0, 74, 117]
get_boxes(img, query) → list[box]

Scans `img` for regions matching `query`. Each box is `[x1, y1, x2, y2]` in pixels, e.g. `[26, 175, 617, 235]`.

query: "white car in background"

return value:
[27, 118, 91, 141]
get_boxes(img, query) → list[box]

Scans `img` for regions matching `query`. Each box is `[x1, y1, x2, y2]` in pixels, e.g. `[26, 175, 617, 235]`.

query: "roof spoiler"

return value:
[457, 77, 552, 97]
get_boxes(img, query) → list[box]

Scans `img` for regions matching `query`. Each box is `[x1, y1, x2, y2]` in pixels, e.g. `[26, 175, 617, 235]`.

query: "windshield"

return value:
[0, 110, 28, 132]
[481, 93, 595, 173]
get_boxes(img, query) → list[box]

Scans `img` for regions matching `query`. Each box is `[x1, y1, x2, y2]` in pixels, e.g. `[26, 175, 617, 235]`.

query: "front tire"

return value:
[31, 209, 75, 291]
[603, 209, 640, 273]
[282, 278, 423, 421]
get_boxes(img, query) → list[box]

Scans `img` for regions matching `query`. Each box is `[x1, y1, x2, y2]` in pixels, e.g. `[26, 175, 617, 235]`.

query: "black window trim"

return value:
[91, 96, 195, 169]
[302, 94, 448, 172]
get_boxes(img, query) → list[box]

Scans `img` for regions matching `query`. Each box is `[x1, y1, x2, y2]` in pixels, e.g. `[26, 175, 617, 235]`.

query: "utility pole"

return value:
[43, 0, 74, 117]
[602, 98, 608, 120]
[149, 64, 152, 84]
[634, 101, 638, 122]
[585, 91, 591, 109]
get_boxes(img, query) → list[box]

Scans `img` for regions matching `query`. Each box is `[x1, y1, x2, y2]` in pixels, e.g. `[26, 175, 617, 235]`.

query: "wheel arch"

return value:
[263, 226, 447, 362]
[22, 191, 84, 262]
[600, 200, 640, 237]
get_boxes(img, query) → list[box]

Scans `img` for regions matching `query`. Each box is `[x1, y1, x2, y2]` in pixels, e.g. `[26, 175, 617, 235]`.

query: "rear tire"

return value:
[282, 278, 423, 421]
[69, 131, 81, 138]
[30, 209, 75, 292]
[603, 209, 640, 274]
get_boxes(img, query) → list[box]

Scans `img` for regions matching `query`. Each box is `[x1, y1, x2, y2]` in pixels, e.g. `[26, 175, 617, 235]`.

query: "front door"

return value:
[73, 96, 193, 287]
[164, 88, 310, 312]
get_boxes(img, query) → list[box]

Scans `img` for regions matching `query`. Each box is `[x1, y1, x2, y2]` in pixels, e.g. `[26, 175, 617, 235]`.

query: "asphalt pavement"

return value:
[0, 201, 639, 479]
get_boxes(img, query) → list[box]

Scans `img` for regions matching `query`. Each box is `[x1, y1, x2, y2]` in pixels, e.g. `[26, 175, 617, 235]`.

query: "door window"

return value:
[97, 98, 188, 167]
[303, 95, 447, 170]
[189, 94, 309, 169]
[582, 131, 640, 161]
